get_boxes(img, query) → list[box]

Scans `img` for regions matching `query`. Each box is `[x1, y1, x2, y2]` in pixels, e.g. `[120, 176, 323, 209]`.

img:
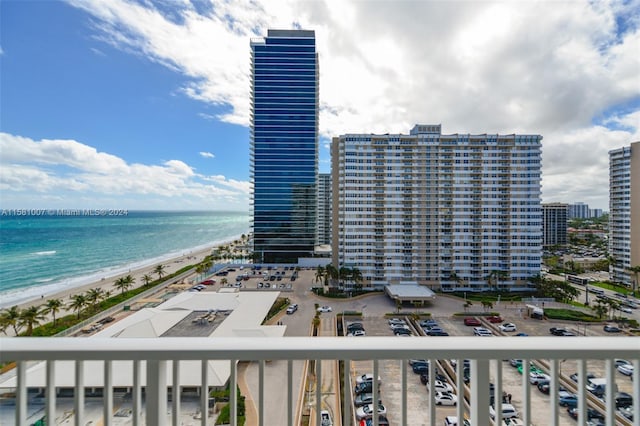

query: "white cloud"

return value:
[199, 151, 215, 158]
[0, 132, 249, 209]
[63, 0, 640, 209]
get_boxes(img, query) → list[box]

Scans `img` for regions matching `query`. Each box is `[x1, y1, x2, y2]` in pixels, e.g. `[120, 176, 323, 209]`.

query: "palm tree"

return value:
[154, 264, 166, 280]
[626, 265, 640, 296]
[314, 266, 326, 287]
[325, 264, 338, 288]
[85, 288, 104, 312]
[0, 306, 22, 335]
[19, 306, 46, 336]
[142, 274, 153, 287]
[113, 277, 129, 295]
[592, 300, 608, 319]
[352, 267, 364, 292]
[124, 274, 135, 291]
[68, 294, 87, 319]
[43, 298, 64, 326]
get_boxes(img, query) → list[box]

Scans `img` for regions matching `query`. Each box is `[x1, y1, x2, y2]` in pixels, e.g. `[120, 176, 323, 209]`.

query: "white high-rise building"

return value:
[609, 142, 640, 288]
[332, 124, 542, 291]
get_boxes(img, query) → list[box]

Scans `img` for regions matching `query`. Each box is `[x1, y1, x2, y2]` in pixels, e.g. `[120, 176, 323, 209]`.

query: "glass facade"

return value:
[250, 30, 318, 263]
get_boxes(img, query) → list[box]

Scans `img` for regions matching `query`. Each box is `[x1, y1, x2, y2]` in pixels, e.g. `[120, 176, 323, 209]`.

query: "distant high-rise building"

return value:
[543, 203, 568, 247]
[317, 173, 332, 245]
[609, 142, 640, 287]
[250, 30, 319, 263]
[568, 202, 590, 219]
[332, 124, 543, 291]
[590, 208, 604, 218]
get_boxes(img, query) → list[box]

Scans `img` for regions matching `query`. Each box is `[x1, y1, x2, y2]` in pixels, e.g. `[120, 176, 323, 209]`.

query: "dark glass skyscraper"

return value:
[250, 29, 318, 263]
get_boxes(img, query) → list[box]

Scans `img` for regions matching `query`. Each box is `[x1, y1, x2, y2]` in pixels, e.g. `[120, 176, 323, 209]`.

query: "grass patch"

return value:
[449, 292, 524, 302]
[589, 281, 633, 295]
[263, 297, 289, 323]
[544, 308, 600, 322]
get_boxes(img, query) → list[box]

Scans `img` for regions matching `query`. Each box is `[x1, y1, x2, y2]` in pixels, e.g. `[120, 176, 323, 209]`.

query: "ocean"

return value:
[0, 210, 250, 308]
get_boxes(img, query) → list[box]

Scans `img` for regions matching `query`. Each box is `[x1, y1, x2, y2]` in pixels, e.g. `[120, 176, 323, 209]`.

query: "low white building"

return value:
[0, 290, 285, 390]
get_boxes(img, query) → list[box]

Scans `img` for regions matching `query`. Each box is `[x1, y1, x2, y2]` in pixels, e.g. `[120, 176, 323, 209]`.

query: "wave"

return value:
[0, 233, 247, 309]
[36, 278, 54, 283]
[32, 250, 57, 256]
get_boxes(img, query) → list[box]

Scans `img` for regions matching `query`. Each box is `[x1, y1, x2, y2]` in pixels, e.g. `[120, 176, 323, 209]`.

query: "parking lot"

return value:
[342, 310, 635, 426]
[199, 267, 636, 426]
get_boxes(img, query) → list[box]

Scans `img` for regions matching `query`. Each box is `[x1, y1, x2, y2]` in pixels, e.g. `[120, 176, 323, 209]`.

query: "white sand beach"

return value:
[1, 239, 244, 336]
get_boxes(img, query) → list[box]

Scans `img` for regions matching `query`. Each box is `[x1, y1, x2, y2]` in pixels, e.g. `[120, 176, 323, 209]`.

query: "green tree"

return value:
[85, 288, 104, 312]
[113, 277, 129, 295]
[154, 264, 166, 280]
[43, 298, 64, 326]
[124, 274, 135, 291]
[592, 300, 608, 319]
[626, 265, 640, 296]
[68, 294, 87, 319]
[352, 267, 363, 292]
[0, 306, 22, 335]
[19, 306, 46, 336]
[142, 274, 153, 287]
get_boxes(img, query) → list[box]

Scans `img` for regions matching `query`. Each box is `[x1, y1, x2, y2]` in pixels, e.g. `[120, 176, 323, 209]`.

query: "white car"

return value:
[429, 380, 454, 393]
[490, 403, 518, 419]
[355, 373, 381, 385]
[317, 305, 332, 313]
[473, 327, 493, 336]
[617, 363, 634, 376]
[388, 318, 407, 326]
[434, 391, 458, 406]
[347, 330, 366, 337]
[390, 323, 411, 331]
[499, 323, 517, 332]
[529, 372, 550, 384]
[355, 403, 386, 420]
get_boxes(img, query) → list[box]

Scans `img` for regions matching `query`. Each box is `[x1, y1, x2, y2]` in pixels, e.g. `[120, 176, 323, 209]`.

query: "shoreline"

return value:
[0, 234, 247, 310]
[0, 235, 247, 323]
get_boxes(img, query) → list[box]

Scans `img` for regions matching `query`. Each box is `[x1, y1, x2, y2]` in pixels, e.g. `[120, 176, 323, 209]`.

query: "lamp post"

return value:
[585, 284, 589, 306]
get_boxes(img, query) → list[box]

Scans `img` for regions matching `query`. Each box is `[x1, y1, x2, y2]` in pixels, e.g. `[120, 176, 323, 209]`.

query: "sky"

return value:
[1, 0, 639, 211]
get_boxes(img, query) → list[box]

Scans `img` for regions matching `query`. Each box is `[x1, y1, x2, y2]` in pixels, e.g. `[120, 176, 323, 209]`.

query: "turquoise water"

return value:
[0, 211, 250, 307]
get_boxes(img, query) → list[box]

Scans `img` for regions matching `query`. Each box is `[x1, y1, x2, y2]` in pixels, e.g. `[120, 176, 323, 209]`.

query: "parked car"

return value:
[354, 381, 373, 395]
[427, 329, 450, 336]
[529, 372, 551, 384]
[567, 407, 605, 421]
[200, 279, 215, 285]
[317, 305, 332, 313]
[473, 327, 493, 336]
[509, 359, 522, 368]
[434, 391, 458, 406]
[570, 372, 595, 383]
[355, 403, 386, 420]
[347, 330, 366, 337]
[394, 328, 412, 336]
[356, 373, 381, 385]
[558, 394, 578, 407]
[409, 359, 427, 366]
[412, 363, 429, 374]
[388, 318, 407, 326]
[359, 415, 390, 426]
[617, 363, 634, 376]
[464, 317, 481, 326]
[430, 380, 454, 393]
[420, 372, 448, 385]
[615, 392, 633, 408]
[615, 359, 631, 367]
[487, 315, 503, 323]
[347, 323, 365, 333]
[286, 304, 298, 314]
[549, 327, 569, 336]
[489, 403, 518, 419]
[499, 323, 517, 332]
[604, 324, 622, 333]
[420, 319, 438, 327]
[353, 393, 382, 407]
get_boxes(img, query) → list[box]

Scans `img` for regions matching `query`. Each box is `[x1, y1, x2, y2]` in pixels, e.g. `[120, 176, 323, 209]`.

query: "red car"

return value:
[464, 317, 481, 326]
[200, 279, 216, 285]
[487, 316, 503, 323]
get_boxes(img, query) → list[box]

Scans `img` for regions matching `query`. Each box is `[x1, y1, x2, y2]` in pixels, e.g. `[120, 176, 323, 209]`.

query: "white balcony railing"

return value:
[1, 336, 638, 426]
